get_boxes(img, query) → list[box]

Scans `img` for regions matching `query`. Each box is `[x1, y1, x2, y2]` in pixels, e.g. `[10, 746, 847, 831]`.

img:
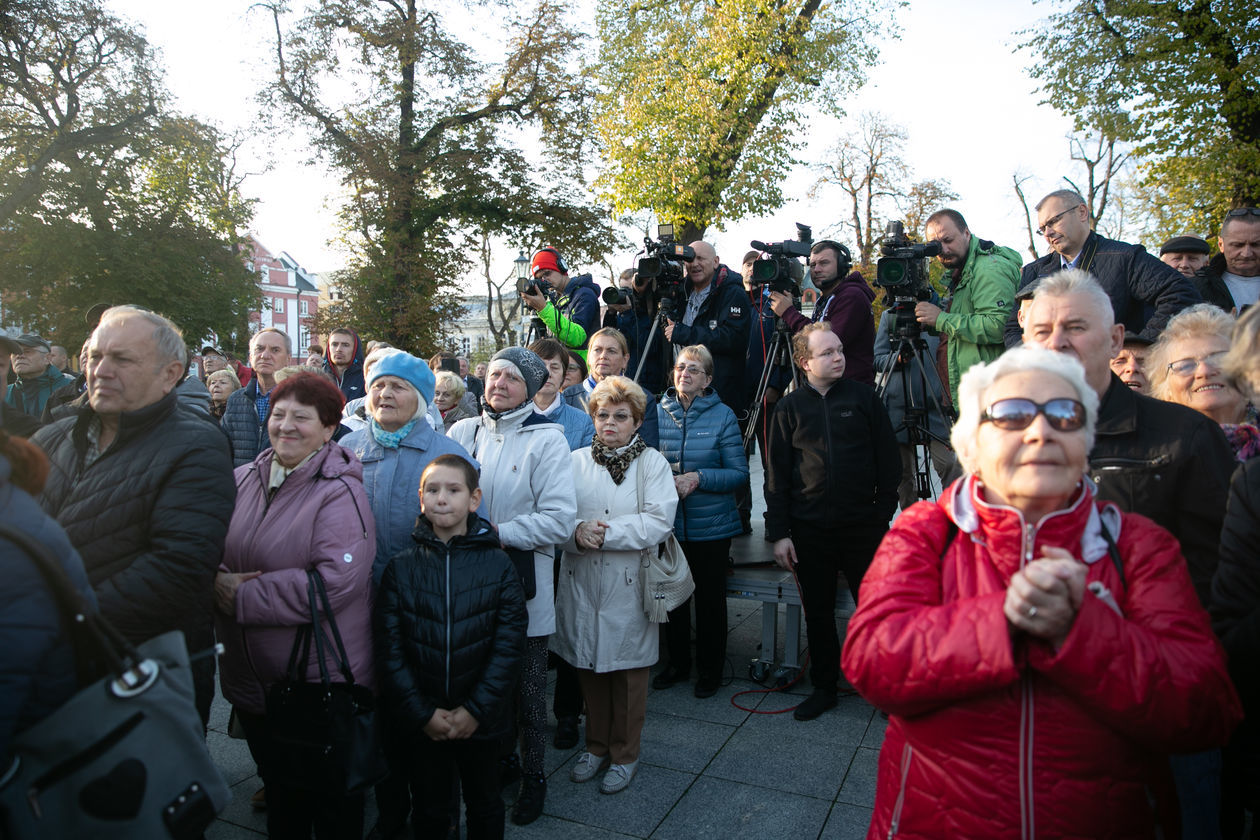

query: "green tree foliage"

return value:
[1022, 0, 1260, 239]
[265, 0, 613, 355]
[0, 0, 260, 353]
[594, 0, 894, 244]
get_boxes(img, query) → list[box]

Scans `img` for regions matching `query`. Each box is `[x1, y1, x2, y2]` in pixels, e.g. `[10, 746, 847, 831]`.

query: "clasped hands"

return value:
[423, 706, 478, 741]
[1003, 546, 1087, 650]
[576, 520, 608, 551]
[674, 471, 700, 499]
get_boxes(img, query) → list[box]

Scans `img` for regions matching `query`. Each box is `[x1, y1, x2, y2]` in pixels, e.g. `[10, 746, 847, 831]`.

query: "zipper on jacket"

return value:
[821, 392, 834, 497]
[888, 741, 913, 838]
[444, 546, 453, 700]
[678, 408, 688, 541]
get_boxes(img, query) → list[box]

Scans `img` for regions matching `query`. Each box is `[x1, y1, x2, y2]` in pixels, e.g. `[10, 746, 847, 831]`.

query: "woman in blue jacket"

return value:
[653, 346, 748, 698]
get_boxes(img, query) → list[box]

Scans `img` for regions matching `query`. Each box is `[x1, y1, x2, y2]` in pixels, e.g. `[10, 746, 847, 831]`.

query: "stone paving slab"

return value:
[651, 775, 833, 840]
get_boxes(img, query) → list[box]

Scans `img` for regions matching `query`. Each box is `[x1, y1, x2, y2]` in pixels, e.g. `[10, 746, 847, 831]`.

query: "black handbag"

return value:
[263, 569, 387, 795]
[0, 525, 230, 839]
[504, 547, 538, 600]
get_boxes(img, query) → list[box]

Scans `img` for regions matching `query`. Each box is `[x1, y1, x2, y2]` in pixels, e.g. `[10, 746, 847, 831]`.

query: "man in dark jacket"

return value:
[1004, 189, 1201, 346]
[5, 334, 75, 419]
[323, 327, 365, 402]
[31, 306, 235, 724]
[1194, 208, 1260, 313]
[521, 248, 601, 358]
[1160, 234, 1212, 278]
[767, 323, 900, 721]
[223, 327, 289, 467]
[769, 240, 877, 385]
[1021, 269, 1234, 605]
[664, 241, 751, 414]
[0, 335, 41, 436]
[603, 269, 668, 396]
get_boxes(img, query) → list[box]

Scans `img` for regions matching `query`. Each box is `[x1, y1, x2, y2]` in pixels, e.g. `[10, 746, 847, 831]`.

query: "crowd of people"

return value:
[2, 198, 1259, 838]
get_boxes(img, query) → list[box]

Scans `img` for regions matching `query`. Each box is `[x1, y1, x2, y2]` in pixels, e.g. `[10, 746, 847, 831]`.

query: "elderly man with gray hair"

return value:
[1020, 270, 1235, 837]
[32, 305, 236, 724]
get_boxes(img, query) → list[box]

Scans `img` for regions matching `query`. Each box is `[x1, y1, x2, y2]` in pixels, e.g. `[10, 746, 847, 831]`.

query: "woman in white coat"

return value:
[552, 376, 678, 795]
[448, 346, 577, 825]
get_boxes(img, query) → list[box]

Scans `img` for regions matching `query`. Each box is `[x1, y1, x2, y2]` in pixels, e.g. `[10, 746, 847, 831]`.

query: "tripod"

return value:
[875, 316, 954, 502]
[522, 315, 548, 347]
[743, 315, 799, 454]
[631, 298, 675, 387]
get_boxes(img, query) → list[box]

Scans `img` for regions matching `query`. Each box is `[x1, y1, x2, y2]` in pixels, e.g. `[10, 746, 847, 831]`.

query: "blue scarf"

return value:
[369, 417, 418, 449]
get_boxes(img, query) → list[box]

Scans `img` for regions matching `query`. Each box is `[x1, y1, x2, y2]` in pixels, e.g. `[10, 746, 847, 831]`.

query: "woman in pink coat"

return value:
[214, 373, 376, 839]
[842, 347, 1240, 838]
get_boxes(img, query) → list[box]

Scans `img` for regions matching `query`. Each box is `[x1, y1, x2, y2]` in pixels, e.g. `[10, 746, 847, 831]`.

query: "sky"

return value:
[105, 0, 1082, 285]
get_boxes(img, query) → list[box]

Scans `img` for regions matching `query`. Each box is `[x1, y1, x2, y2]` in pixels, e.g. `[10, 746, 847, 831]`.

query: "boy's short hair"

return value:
[421, 453, 480, 493]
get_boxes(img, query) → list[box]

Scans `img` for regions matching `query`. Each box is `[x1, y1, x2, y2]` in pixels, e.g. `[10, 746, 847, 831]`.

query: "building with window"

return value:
[243, 236, 322, 356]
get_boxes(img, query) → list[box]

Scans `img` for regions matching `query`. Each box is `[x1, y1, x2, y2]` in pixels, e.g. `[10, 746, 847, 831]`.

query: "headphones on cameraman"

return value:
[534, 247, 568, 274]
[810, 240, 853, 282]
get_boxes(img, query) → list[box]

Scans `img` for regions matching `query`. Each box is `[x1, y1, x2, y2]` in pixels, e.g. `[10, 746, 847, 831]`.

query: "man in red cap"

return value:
[521, 248, 601, 359]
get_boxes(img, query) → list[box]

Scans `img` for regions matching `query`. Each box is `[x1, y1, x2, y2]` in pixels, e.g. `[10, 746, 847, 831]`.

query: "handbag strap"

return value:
[0, 524, 132, 680]
[634, 457, 652, 569]
[305, 572, 335, 687]
[308, 569, 357, 685]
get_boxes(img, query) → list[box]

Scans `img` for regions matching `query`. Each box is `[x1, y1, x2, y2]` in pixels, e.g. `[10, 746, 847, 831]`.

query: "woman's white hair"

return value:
[1147, 303, 1237, 400]
[951, 346, 1099, 475]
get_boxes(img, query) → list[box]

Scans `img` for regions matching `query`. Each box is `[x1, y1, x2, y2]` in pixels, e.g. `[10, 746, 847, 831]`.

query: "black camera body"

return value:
[602, 285, 633, 306]
[636, 224, 694, 318]
[750, 223, 814, 296]
[517, 274, 556, 301]
[875, 221, 939, 296]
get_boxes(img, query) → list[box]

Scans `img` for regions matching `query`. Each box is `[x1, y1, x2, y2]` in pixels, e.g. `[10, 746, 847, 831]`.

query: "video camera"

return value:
[750, 223, 813, 296]
[635, 223, 694, 318]
[877, 221, 940, 340]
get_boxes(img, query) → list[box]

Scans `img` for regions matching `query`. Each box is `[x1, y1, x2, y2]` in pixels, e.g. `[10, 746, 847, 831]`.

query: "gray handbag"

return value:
[635, 457, 695, 623]
[0, 525, 230, 839]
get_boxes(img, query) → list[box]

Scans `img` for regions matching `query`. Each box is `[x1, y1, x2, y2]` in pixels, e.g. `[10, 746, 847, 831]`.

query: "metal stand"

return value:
[875, 319, 954, 502]
[742, 316, 799, 454]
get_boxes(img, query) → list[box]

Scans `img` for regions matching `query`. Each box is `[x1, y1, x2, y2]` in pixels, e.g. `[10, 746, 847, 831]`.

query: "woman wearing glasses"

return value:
[653, 345, 748, 699]
[842, 347, 1240, 838]
[1147, 304, 1257, 458]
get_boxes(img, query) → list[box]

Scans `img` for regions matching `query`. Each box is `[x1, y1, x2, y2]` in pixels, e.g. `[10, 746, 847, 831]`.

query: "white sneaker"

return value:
[570, 752, 610, 783]
[599, 760, 638, 794]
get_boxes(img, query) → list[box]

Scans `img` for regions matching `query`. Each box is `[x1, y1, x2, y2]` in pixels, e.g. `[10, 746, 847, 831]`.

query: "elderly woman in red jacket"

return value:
[842, 346, 1240, 838]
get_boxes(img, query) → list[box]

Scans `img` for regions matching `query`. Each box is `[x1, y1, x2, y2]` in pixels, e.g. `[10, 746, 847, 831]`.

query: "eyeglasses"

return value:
[673, 364, 706, 376]
[1225, 207, 1260, 220]
[1167, 350, 1228, 377]
[594, 410, 634, 423]
[980, 398, 1087, 432]
[1037, 204, 1083, 237]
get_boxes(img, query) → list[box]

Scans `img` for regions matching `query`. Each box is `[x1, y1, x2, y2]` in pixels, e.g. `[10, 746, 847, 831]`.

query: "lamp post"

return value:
[515, 250, 534, 344]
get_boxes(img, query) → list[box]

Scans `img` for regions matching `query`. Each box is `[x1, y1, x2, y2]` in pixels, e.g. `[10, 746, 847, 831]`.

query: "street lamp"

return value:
[514, 251, 529, 286]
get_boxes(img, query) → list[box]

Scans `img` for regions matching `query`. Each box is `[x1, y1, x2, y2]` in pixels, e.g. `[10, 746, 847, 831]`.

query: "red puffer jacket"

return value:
[842, 476, 1241, 839]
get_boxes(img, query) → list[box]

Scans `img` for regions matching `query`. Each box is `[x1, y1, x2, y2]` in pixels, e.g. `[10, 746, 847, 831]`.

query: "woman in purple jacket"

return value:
[214, 373, 376, 839]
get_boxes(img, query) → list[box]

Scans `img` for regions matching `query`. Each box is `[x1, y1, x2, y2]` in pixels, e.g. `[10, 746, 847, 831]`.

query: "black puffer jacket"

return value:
[31, 390, 235, 718]
[1213, 457, 1260, 702]
[1004, 230, 1202, 346]
[374, 513, 526, 742]
[1088, 375, 1235, 606]
[1194, 254, 1241, 312]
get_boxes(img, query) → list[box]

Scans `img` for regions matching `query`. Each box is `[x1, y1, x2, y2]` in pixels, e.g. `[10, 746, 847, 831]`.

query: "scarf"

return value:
[369, 417, 418, 449]
[590, 434, 647, 485]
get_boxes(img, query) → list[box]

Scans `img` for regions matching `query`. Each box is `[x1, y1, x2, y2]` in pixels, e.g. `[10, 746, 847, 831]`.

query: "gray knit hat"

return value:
[489, 347, 549, 401]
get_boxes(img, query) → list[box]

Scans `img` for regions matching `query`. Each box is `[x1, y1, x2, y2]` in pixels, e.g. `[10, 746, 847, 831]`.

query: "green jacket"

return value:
[932, 234, 1021, 406]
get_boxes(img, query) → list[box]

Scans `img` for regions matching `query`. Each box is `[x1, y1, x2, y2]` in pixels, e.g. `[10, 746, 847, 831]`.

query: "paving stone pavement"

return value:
[207, 458, 884, 838]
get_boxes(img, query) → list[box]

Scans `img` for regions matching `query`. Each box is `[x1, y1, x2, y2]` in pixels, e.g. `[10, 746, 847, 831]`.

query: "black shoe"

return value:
[694, 676, 719, 699]
[554, 715, 580, 750]
[499, 752, 521, 790]
[793, 689, 838, 721]
[652, 665, 689, 690]
[510, 773, 546, 826]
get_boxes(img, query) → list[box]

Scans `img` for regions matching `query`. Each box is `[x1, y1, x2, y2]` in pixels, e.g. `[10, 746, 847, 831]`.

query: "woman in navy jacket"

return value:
[654, 346, 748, 698]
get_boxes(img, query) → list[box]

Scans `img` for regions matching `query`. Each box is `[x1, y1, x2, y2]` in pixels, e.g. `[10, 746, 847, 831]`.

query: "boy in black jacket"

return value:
[766, 324, 900, 722]
[375, 454, 527, 839]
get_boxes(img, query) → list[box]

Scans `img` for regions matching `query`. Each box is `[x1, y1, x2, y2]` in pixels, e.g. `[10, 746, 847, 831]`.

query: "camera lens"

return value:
[602, 287, 629, 305]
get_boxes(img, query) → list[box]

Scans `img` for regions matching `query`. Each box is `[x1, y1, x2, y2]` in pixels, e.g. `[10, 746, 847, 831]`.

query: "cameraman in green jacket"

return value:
[914, 209, 1021, 408]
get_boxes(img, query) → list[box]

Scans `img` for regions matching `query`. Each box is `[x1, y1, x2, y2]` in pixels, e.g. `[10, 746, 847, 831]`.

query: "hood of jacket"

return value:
[563, 273, 597, 298]
[481, 401, 562, 435]
[323, 328, 364, 376]
[818, 270, 875, 305]
[246, 436, 363, 490]
[410, 512, 501, 552]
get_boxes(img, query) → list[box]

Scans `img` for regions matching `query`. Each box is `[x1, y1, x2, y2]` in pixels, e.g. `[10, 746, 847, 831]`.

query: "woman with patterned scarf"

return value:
[552, 376, 678, 795]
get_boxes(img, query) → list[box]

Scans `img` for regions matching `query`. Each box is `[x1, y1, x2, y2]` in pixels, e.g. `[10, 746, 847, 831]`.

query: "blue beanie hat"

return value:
[369, 352, 436, 406]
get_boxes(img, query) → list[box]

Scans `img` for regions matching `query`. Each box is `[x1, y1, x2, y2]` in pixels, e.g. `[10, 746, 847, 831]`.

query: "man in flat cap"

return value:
[1160, 235, 1211, 278]
[4, 334, 75, 419]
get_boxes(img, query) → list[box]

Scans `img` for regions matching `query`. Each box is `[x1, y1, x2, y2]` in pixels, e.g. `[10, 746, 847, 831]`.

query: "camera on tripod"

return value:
[750, 223, 813, 296]
[635, 223, 694, 318]
[877, 220, 940, 340]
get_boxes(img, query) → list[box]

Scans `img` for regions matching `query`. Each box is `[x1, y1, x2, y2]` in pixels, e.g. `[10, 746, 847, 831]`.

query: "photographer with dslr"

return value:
[663, 242, 751, 413]
[521, 248, 601, 359]
[914, 209, 1020, 407]
[768, 241, 876, 385]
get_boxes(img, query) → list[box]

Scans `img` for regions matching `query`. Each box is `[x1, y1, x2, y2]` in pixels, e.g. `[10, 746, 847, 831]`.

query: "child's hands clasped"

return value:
[423, 706, 480, 740]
